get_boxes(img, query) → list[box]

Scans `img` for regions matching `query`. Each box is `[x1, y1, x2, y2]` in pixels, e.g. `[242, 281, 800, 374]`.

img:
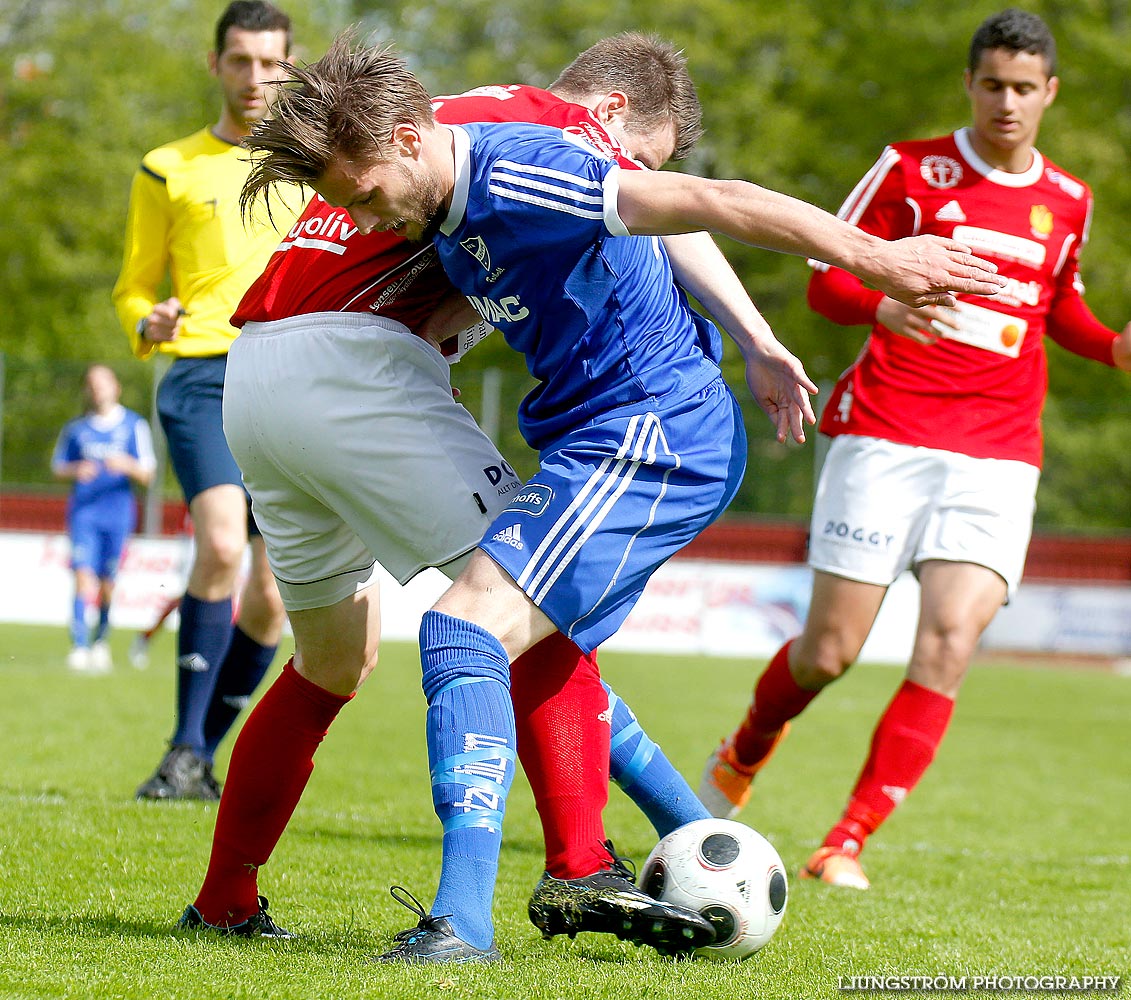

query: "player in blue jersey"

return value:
[239, 36, 1004, 962]
[52, 365, 155, 673]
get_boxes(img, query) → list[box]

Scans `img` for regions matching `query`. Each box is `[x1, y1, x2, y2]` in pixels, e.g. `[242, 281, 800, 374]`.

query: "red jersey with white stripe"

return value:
[811, 128, 1116, 467]
[232, 86, 636, 334]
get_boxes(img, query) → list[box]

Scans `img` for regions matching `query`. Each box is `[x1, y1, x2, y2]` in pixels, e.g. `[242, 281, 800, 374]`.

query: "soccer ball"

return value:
[638, 818, 788, 961]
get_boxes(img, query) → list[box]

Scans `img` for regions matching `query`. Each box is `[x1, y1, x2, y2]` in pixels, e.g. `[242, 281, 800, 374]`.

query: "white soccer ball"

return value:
[638, 818, 788, 961]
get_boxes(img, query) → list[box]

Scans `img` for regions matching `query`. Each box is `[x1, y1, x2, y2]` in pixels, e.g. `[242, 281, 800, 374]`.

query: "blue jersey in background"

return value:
[52, 404, 155, 528]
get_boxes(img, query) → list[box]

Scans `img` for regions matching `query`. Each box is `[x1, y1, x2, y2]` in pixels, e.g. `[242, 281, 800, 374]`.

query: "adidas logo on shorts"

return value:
[492, 524, 524, 550]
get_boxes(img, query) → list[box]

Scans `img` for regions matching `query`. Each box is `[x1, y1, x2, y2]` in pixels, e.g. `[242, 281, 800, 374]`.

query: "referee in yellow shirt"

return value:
[112, 1, 297, 801]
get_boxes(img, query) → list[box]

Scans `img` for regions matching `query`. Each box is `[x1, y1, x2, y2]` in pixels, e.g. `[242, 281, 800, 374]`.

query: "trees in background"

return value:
[2, 0, 1128, 527]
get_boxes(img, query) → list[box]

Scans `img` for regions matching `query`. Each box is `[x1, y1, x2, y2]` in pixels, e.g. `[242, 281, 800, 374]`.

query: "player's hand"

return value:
[420, 291, 481, 347]
[875, 297, 960, 345]
[75, 460, 99, 483]
[143, 297, 186, 343]
[102, 453, 132, 474]
[867, 235, 1005, 308]
[741, 337, 818, 444]
[1112, 321, 1131, 372]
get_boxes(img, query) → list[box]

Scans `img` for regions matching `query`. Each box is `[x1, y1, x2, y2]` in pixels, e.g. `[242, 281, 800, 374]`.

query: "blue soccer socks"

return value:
[420, 610, 515, 951]
[605, 682, 709, 837]
[70, 593, 90, 648]
[94, 601, 112, 644]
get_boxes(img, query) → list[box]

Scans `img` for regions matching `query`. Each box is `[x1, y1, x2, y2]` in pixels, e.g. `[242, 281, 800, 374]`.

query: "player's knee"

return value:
[299, 660, 370, 696]
[791, 639, 853, 688]
[911, 627, 977, 693]
[192, 527, 245, 578]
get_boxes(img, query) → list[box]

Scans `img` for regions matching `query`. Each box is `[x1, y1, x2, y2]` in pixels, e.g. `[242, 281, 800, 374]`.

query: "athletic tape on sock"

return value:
[431, 745, 517, 834]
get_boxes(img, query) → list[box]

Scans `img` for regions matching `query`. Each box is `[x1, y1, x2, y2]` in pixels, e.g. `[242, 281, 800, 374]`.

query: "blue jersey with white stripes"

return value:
[52, 405, 154, 524]
[435, 122, 723, 450]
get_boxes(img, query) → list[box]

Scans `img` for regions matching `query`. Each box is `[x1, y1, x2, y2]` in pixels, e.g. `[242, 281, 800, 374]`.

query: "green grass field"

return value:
[0, 622, 1127, 999]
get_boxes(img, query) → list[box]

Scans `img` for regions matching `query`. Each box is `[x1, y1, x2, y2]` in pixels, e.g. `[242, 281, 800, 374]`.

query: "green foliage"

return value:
[1, 2, 210, 366]
[2, 1, 1129, 528]
[1038, 396, 1131, 530]
[1, 623, 1129, 997]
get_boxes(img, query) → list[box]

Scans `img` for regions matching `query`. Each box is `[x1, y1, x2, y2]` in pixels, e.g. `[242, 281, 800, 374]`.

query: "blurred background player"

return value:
[52, 364, 155, 672]
[699, 7, 1131, 890]
[112, 1, 298, 800]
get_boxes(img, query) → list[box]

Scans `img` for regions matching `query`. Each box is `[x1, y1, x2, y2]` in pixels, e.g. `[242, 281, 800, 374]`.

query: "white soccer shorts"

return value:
[223, 313, 521, 611]
[807, 435, 1039, 597]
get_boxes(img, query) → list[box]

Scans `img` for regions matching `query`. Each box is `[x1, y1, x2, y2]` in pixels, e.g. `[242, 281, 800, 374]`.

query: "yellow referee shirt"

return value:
[112, 127, 299, 360]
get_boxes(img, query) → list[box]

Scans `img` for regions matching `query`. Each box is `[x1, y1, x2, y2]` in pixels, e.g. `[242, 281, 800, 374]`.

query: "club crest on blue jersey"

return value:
[461, 235, 492, 271]
[504, 484, 553, 517]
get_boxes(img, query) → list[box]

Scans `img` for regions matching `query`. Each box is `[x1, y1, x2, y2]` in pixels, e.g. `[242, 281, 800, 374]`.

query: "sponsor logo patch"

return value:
[504, 484, 553, 516]
[468, 294, 529, 324]
[822, 521, 895, 548]
[562, 121, 620, 160]
[951, 225, 1046, 268]
[483, 460, 518, 486]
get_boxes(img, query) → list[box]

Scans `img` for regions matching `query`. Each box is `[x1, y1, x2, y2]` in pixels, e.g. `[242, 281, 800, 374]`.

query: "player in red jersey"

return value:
[700, 8, 1131, 890]
[185, 34, 809, 953]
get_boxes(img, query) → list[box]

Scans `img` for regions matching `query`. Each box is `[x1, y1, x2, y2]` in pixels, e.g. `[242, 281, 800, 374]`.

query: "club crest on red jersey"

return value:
[1029, 204, 1054, 239]
[920, 155, 963, 189]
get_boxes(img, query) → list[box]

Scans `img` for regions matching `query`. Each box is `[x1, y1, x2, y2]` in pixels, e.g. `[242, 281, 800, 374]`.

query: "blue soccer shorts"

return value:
[480, 377, 746, 653]
[69, 508, 133, 580]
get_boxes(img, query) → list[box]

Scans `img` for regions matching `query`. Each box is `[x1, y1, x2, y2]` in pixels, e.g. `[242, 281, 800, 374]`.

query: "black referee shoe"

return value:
[135, 744, 220, 801]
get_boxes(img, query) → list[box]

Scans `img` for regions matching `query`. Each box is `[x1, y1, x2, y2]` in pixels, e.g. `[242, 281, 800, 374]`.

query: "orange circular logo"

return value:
[1001, 324, 1021, 348]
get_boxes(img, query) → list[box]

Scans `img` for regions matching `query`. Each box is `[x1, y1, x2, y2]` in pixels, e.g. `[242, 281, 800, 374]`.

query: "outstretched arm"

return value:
[616, 170, 1004, 308]
[662, 231, 816, 443]
[1046, 291, 1131, 372]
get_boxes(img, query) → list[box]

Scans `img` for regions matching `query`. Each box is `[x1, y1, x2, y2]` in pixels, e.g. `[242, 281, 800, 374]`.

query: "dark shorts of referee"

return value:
[157, 354, 260, 536]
